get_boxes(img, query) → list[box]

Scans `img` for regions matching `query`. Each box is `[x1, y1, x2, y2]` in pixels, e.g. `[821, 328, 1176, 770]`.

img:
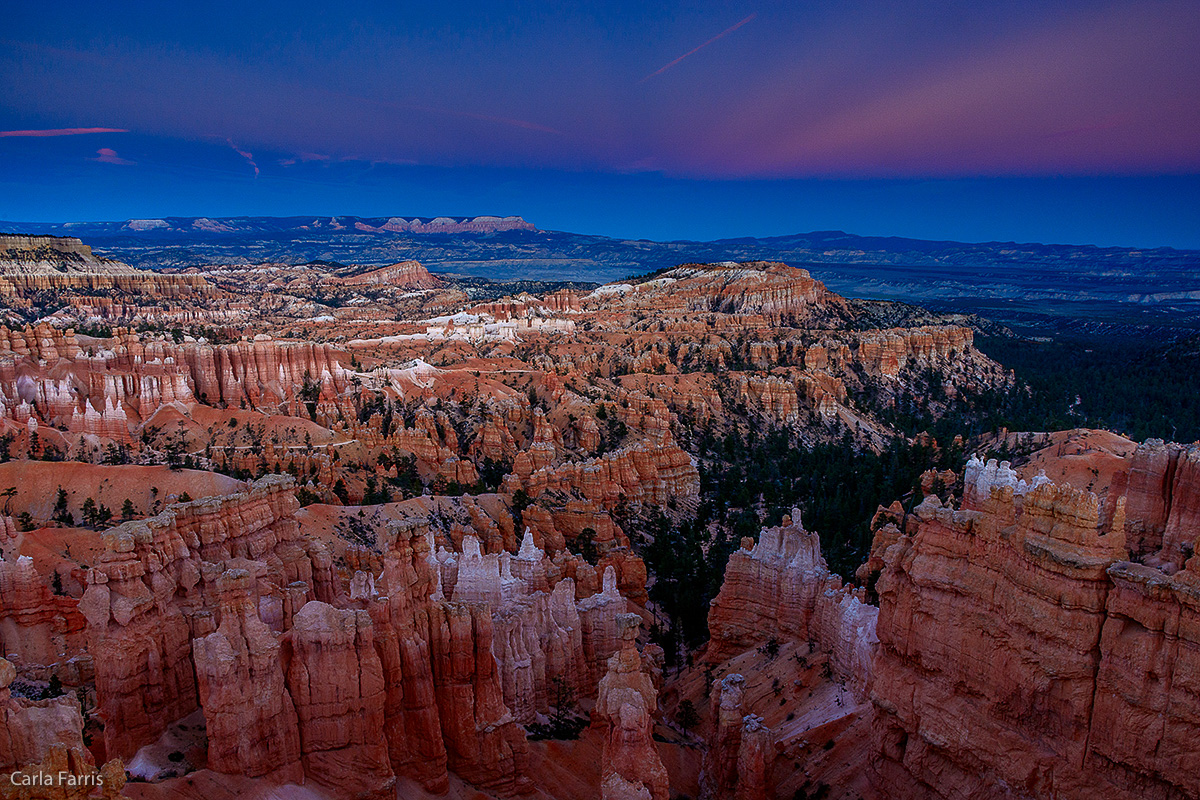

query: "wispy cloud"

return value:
[280, 151, 333, 166]
[446, 108, 562, 135]
[362, 95, 563, 135]
[0, 127, 129, 137]
[91, 147, 135, 165]
[226, 138, 259, 177]
[641, 13, 756, 82]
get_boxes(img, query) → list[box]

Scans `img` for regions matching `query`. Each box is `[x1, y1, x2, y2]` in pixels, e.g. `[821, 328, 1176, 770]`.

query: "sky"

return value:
[1, 0, 1198, 247]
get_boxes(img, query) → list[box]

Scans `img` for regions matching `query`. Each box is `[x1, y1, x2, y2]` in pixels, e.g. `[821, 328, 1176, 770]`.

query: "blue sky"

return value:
[2, 1, 1198, 247]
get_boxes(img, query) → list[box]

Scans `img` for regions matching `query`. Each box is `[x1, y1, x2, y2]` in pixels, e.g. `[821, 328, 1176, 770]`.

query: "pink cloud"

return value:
[447, 109, 562, 135]
[91, 147, 135, 165]
[226, 138, 260, 177]
[680, 2, 1200, 177]
[0, 127, 129, 137]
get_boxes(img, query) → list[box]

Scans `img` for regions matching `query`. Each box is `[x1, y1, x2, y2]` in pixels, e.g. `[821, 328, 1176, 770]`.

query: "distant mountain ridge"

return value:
[3, 214, 536, 239]
[2, 215, 1198, 337]
[1, 214, 1192, 266]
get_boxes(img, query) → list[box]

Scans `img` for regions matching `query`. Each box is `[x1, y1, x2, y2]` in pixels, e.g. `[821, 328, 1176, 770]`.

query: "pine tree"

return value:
[81, 497, 97, 527]
[52, 488, 73, 525]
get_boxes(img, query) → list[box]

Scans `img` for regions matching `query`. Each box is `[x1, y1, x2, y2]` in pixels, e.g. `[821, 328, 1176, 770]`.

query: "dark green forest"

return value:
[973, 332, 1200, 444]
[635, 429, 958, 660]
[635, 329, 1200, 660]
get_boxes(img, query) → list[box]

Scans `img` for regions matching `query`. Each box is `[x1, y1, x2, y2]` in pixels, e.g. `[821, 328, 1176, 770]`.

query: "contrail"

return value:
[640, 13, 757, 82]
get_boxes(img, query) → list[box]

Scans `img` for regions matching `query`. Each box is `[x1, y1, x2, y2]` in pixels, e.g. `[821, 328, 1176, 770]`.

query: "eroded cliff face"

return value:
[870, 481, 1126, 799]
[0, 655, 127, 799]
[322, 260, 442, 289]
[0, 538, 87, 673]
[706, 511, 878, 695]
[442, 530, 602, 725]
[1124, 440, 1200, 568]
[868, 455, 1199, 800]
[7, 468, 664, 798]
[0, 325, 355, 442]
[698, 437, 1200, 800]
[587, 262, 847, 324]
[509, 439, 699, 509]
[68, 478, 548, 795]
[0, 258, 1040, 798]
[79, 475, 328, 757]
[0, 236, 215, 330]
[192, 569, 303, 781]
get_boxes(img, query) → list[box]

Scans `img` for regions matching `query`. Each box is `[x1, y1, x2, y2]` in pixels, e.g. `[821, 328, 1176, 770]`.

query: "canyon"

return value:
[0, 235, 1196, 799]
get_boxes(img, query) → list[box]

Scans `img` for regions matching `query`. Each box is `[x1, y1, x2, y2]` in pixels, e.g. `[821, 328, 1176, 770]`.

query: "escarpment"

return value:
[699, 439, 1200, 800]
[1124, 440, 1200, 568]
[0, 235, 214, 327]
[80, 476, 332, 757]
[323, 260, 442, 289]
[869, 475, 1129, 799]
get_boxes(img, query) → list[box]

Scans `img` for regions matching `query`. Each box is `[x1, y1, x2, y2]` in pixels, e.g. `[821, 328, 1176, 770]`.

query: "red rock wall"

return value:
[80, 476, 324, 758]
[1089, 560, 1200, 799]
[428, 601, 533, 795]
[854, 327, 974, 378]
[705, 512, 878, 693]
[192, 569, 302, 779]
[323, 260, 441, 289]
[869, 468, 1200, 800]
[0, 658, 88, 772]
[287, 601, 396, 800]
[367, 520, 450, 791]
[0, 325, 359, 439]
[596, 614, 669, 800]
[512, 439, 699, 508]
[1124, 440, 1200, 568]
[0, 551, 86, 670]
[77, 480, 539, 795]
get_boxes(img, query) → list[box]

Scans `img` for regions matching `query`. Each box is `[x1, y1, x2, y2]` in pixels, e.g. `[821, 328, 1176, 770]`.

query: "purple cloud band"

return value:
[0, 127, 129, 137]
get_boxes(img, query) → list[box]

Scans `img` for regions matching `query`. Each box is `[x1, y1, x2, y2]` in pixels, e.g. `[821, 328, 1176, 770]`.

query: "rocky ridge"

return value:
[700, 440, 1200, 800]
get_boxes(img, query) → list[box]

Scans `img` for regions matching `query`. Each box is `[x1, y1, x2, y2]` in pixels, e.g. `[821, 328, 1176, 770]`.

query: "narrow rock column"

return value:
[596, 614, 669, 800]
[192, 569, 302, 779]
[735, 715, 773, 800]
[699, 673, 746, 800]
